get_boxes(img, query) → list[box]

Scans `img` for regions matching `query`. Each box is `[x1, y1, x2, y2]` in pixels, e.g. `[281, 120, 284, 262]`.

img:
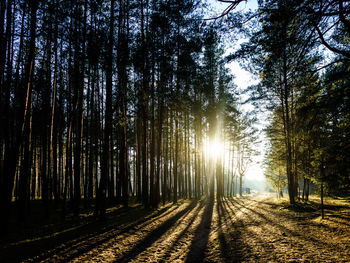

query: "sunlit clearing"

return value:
[207, 139, 224, 160]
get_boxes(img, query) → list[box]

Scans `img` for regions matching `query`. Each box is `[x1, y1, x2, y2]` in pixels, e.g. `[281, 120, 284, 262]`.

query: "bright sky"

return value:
[208, 0, 266, 183]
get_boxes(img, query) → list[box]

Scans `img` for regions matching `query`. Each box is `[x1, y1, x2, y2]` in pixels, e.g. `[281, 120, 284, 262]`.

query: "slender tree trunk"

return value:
[174, 110, 178, 203]
[0, 0, 16, 235]
[162, 108, 168, 205]
[50, 6, 59, 205]
[320, 161, 325, 219]
[239, 174, 243, 197]
[136, 115, 142, 201]
[88, 65, 96, 205]
[31, 141, 37, 200]
[117, 0, 129, 207]
[99, 0, 115, 218]
[1, 0, 13, 170]
[140, 0, 149, 208]
[155, 91, 163, 207]
[0, 0, 7, 92]
[282, 49, 295, 204]
[149, 72, 155, 208]
[302, 177, 306, 201]
[305, 179, 309, 201]
[73, 0, 87, 215]
[321, 182, 324, 219]
[195, 133, 199, 199]
[17, 0, 38, 222]
[187, 112, 191, 199]
[184, 114, 188, 199]
[169, 110, 173, 202]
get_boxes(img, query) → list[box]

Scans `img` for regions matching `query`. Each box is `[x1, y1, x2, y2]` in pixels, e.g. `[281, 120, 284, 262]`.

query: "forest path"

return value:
[4, 194, 350, 262]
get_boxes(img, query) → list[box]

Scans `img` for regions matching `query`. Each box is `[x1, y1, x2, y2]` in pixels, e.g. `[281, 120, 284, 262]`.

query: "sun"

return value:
[207, 139, 224, 160]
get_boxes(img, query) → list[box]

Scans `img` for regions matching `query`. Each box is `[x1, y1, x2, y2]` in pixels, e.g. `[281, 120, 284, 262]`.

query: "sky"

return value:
[207, 0, 267, 184]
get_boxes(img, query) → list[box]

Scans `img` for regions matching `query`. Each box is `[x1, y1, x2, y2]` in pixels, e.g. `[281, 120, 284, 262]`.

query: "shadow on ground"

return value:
[1, 196, 349, 262]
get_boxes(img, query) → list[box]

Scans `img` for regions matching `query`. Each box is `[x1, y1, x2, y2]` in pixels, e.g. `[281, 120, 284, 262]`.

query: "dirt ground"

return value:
[1, 194, 350, 262]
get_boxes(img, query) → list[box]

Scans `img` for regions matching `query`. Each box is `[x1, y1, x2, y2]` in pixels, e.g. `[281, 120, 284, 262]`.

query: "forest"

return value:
[0, 0, 349, 262]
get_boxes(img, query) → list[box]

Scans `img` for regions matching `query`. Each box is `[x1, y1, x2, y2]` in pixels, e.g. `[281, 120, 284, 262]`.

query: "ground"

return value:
[1, 193, 349, 262]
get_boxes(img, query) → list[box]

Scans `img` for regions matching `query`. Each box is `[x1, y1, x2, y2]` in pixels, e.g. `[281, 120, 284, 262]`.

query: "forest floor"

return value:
[1, 193, 350, 262]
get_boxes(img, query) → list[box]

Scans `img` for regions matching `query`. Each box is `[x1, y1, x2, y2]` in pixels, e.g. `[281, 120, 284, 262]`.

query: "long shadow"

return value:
[217, 198, 236, 263]
[1, 205, 136, 262]
[227, 197, 350, 261]
[226, 198, 285, 262]
[3, 204, 134, 246]
[56, 204, 181, 262]
[161, 200, 206, 261]
[117, 200, 198, 263]
[230, 198, 296, 232]
[1, 204, 175, 262]
[225, 198, 303, 261]
[220, 197, 255, 261]
[228, 197, 332, 248]
[327, 216, 350, 227]
[219, 198, 237, 227]
[252, 198, 344, 229]
[185, 198, 214, 263]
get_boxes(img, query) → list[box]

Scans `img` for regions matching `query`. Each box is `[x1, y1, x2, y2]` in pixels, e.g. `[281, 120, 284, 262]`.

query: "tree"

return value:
[235, 0, 320, 203]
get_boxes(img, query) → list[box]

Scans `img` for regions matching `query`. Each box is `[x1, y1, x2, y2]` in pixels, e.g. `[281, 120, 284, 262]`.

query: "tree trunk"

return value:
[140, 0, 149, 208]
[162, 108, 168, 205]
[73, 0, 87, 215]
[282, 49, 295, 204]
[239, 174, 243, 197]
[149, 72, 155, 208]
[187, 112, 191, 199]
[321, 182, 324, 219]
[117, 0, 129, 207]
[136, 115, 142, 201]
[174, 110, 178, 203]
[50, 6, 59, 205]
[17, 0, 38, 223]
[155, 91, 163, 207]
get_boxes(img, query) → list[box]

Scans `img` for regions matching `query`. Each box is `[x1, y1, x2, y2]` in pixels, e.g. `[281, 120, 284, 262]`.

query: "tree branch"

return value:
[315, 24, 350, 58]
[203, 0, 247, 21]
